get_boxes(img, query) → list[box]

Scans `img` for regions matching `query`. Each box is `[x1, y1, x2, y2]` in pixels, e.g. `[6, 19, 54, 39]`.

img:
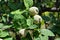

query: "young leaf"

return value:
[28, 25, 38, 29]
[39, 35, 48, 40]
[11, 10, 26, 15]
[55, 38, 60, 40]
[14, 14, 25, 21]
[24, 0, 33, 9]
[2, 16, 6, 23]
[2, 25, 12, 30]
[0, 23, 4, 29]
[34, 37, 41, 40]
[0, 31, 9, 37]
[40, 29, 55, 36]
[27, 18, 33, 26]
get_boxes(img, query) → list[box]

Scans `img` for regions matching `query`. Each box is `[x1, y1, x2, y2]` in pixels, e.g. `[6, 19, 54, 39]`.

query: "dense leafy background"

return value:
[0, 0, 60, 40]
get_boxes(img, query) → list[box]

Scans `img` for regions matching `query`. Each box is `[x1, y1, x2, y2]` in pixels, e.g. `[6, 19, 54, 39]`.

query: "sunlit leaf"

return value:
[40, 29, 55, 36]
[24, 0, 33, 9]
[2, 16, 6, 23]
[34, 37, 41, 40]
[27, 18, 33, 26]
[0, 23, 4, 28]
[0, 31, 9, 37]
[14, 14, 25, 20]
[39, 35, 48, 40]
[55, 38, 60, 40]
[11, 10, 26, 15]
[28, 25, 38, 29]
[4, 38, 13, 40]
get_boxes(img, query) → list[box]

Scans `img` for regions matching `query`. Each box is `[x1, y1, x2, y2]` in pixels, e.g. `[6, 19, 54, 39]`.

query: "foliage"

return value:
[0, 0, 60, 40]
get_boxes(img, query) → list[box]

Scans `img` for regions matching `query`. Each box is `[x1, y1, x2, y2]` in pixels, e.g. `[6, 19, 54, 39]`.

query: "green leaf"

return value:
[24, 0, 33, 9]
[42, 16, 50, 22]
[11, 10, 26, 15]
[34, 37, 41, 40]
[0, 31, 9, 37]
[41, 19, 44, 26]
[39, 35, 48, 40]
[14, 14, 25, 20]
[40, 29, 55, 36]
[34, 34, 48, 40]
[0, 23, 12, 29]
[11, 10, 21, 14]
[44, 12, 50, 16]
[4, 38, 13, 40]
[28, 25, 38, 29]
[27, 18, 33, 26]
[2, 25, 12, 29]
[55, 38, 60, 40]
[2, 16, 6, 23]
[0, 23, 4, 28]
[8, 2, 18, 10]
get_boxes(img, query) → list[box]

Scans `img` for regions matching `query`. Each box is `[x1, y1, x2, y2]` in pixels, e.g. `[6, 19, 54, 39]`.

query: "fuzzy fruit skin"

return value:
[19, 29, 27, 37]
[29, 7, 39, 16]
[34, 15, 42, 24]
[0, 38, 3, 40]
[19, 29, 34, 40]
